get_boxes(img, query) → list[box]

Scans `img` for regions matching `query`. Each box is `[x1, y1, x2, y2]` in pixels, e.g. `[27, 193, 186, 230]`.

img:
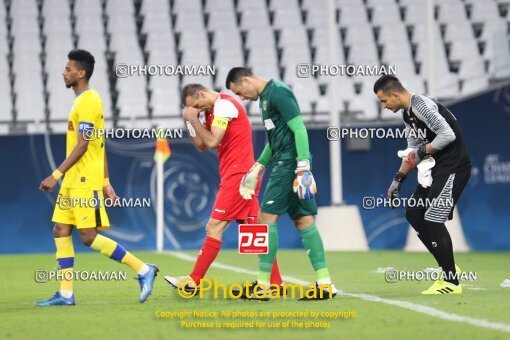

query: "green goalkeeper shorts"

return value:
[260, 159, 317, 219]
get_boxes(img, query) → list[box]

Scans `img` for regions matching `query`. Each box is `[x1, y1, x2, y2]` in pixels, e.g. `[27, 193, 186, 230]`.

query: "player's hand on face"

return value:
[181, 106, 200, 121]
[39, 175, 58, 192]
[387, 172, 407, 208]
[103, 184, 120, 203]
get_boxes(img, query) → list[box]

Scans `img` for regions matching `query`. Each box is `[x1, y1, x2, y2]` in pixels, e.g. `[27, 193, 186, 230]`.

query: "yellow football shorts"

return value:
[52, 187, 110, 229]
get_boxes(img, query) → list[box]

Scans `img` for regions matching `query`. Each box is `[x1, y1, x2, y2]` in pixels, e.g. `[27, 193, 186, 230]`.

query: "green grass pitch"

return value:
[1, 250, 509, 339]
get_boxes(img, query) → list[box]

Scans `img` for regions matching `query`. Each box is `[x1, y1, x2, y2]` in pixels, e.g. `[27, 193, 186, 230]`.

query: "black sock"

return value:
[424, 220, 459, 285]
[406, 209, 441, 266]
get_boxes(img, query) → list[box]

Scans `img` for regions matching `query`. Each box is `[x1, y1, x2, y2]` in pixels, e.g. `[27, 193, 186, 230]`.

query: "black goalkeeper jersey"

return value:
[403, 94, 471, 177]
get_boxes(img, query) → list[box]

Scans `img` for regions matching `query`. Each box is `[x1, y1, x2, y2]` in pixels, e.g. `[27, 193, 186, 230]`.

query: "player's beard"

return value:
[65, 79, 77, 88]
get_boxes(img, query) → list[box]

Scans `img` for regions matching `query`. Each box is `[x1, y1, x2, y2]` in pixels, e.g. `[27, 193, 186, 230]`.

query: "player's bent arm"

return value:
[411, 95, 456, 154]
[190, 116, 227, 150]
[188, 126, 209, 152]
[40, 132, 89, 191]
[56, 132, 89, 174]
[182, 106, 208, 152]
[398, 158, 413, 176]
[191, 137, 208, 152]
[400, 125, 415, 174]
[182, 116, 208, 152]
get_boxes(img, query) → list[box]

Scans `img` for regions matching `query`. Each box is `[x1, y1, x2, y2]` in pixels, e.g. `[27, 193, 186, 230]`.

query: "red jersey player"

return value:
[164, 84, 282, 296]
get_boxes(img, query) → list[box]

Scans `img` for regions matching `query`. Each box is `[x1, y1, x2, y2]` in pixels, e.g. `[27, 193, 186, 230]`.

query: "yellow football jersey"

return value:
[61, 89, 105, 189]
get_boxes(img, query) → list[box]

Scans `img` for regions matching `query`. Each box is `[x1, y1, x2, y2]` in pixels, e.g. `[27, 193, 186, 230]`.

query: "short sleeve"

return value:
[213, 99, 239, 121]
[76, 94, 101, 127]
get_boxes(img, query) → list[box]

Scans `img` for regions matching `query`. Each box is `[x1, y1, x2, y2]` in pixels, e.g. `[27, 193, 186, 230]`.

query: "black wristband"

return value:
[417, 144, 428, 158]
[394, 172, 407, 182]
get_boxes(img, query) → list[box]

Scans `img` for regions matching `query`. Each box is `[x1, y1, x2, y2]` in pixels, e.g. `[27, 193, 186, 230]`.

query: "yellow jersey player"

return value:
[37, 49, 158, 306]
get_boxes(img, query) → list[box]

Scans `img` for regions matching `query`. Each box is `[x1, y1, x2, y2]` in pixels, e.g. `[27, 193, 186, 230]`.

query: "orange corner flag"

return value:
[154, 135, 171, 163]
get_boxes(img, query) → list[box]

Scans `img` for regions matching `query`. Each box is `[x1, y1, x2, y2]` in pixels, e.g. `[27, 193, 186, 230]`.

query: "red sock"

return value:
[189, 236, 222, 284]
[270, 258, 283, 285]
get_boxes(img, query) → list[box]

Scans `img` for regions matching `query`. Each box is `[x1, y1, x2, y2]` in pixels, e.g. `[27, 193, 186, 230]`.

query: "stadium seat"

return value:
[1, 0, 508, 132]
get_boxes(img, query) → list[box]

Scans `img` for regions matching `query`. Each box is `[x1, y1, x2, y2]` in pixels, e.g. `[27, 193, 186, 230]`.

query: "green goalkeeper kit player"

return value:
[226, 67, 337, 300]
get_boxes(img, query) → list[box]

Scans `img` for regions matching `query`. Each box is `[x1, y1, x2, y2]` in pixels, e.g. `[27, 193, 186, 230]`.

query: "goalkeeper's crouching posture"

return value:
[226, 67, 337, 300]
[374, 75, 471, 295]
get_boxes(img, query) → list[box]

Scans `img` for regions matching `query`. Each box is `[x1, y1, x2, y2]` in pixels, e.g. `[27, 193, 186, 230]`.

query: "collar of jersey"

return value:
[75, 88, 91, 97]
[259, 79, 274, 98]
[406, 92, 416, 112]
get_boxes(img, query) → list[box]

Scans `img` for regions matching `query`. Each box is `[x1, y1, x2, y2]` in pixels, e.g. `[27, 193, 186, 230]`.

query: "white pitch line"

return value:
[163, 251, 510, 334]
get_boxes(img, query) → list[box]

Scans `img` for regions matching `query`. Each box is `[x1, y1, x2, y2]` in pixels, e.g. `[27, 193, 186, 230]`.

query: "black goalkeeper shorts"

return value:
[407, 166, 471, 223]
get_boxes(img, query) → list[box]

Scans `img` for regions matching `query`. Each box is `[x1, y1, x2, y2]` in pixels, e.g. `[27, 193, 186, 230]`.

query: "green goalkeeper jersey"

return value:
[259, 79, 302, 162]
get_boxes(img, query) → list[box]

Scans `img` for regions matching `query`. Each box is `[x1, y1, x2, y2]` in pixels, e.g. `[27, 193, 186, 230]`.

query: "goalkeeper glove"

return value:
[293, 160, 317, 200]
[239, 162, 264, 200]
[407, 145, 428, 168]
[387, 171, 407, 208]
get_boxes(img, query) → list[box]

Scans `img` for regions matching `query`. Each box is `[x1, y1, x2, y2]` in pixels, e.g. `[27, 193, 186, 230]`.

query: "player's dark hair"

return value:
[181, 83, 208, 105]
[68, 49, 95, 80]
[225, 67, 253, 88]
[373, 75, 406, 94]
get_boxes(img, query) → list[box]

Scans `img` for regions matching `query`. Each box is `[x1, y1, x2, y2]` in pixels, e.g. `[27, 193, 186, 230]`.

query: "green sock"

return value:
[299, 223, 330, 281]
[257, 271, 271, 284]
[257, 222, 278, 283]
[316, 268, 331, 281]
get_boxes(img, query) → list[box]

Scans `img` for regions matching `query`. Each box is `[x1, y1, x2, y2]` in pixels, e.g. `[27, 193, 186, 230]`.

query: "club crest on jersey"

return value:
[68, 121, 74, 131]
[264, 119, 275, 130]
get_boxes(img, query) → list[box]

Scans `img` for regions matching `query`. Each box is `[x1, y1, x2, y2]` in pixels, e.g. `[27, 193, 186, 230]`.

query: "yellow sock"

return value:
[59, 268, 73, 293]
[90, 234, 146, 274]
[55, 236, 74, 295]
[121, 252, 145, 274]
[90, 234, 118, 257]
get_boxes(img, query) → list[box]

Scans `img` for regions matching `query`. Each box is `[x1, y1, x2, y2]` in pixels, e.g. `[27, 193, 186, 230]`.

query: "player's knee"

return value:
[294, 215, 314, 230]
[79, 231, 97, 247]
[53, 224, 71, 238]
[258, 212, 279, 224]
[405, 208, 421, 225]
[205, 220, 224, 238]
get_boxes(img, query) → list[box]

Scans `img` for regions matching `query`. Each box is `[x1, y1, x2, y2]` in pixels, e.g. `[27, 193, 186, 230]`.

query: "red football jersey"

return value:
[205, 93, 255, 177]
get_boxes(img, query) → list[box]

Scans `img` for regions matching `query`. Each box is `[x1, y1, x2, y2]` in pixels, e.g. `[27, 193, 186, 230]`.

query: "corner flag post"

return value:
[154, 130, 171, 253]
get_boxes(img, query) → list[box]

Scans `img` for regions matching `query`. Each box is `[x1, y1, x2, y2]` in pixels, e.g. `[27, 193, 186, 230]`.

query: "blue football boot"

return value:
[138, 264, 159, 303]
[36, 291, 75, 306]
